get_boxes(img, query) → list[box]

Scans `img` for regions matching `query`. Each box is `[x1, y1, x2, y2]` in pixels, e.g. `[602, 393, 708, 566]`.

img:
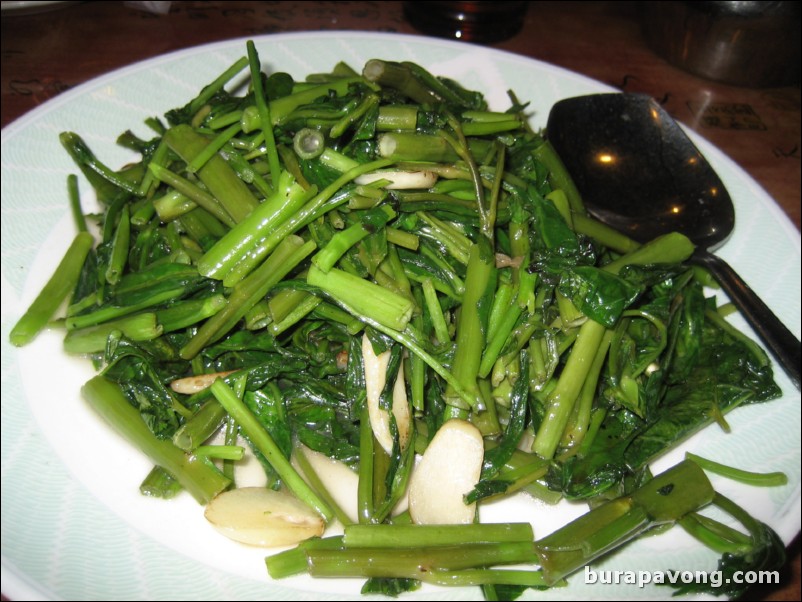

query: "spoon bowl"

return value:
[546, 93, 800, 389]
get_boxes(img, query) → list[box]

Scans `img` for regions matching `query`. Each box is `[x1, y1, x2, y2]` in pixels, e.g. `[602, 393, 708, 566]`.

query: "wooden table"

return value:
[2, 2, 799, 600]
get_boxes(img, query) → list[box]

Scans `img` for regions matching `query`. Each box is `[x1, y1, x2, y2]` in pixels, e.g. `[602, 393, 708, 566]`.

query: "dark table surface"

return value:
[2, 2, 799, 600]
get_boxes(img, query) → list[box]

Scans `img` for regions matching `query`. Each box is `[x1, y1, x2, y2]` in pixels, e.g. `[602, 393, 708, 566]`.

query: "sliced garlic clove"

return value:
[293, 444, 359, 525]
[392, 364, 411, 452]
[354, 169, 437, 190]
[408, 419, 484, 525]
[363, 334, 411, 455]
[170, 370, 236, 394]
[204, 487, 325, 547]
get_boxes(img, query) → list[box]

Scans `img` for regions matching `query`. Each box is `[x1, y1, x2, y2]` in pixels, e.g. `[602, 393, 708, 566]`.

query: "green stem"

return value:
[306, 542, 539, 579]
[342, 523, 534, 548]
[421, 278, 451, 344]
[148, 162, 236, 228]
[268, 294, 321, 336]
[66, 285, 191, 330]
[376, 105, 418, 131]
[572, 212, 640, 254]
[163, 124, 259, 223]
[63, 312, 162, 354]
[532, 318, 607, 459]
[293, 127, 326, 160]
[559, 329, 614, 450]
[105, 205, 130, 285]
[386, 226, 419, 250]
[194, 444, 244, 461]
[445, 238, 496, 410]
[460, 120, 522, 136]
[330, 93, 379, 138]
[67, 174, 88, 232]
[197, 170, 314, 280]
[139, 466, 182, 499]
[210, 378, 333, 520]
[678, 512, 753, 555]
[310, 302, 364, 335]
[269, 78, 367, 125]
[422, 568, 549, 588]
[361, 319, 476, 409]
[246, 41, 281, 189]
[156, 294, 228, 332]
[357, 402, 375, 524]
[307, 265, 415, 332]
[152, 188, 197, 221]
[603, 232, 695, 275]
[221, 159, 392, 287]
[293, 447, 354, 526]
[185, 123, 242, 174]
[10, 231, 94, 347]
[377, 132, 492, 163]
[532, 139, 585, 215]
[479, 298, 522, 378]
[172, 399, 227, 451]
[535, 459, 715, 585]
[187, 56, 249, 117]
[59, 132, 142, 197]
[266, 536, 345, 579]
[82, 375, 230, 504]
[685, 452, 788, 487]
[362, 59, 439, 105]
[312, 206, 395, 273]
[416, 211, 472, 264]
[180, 236, 315, 359]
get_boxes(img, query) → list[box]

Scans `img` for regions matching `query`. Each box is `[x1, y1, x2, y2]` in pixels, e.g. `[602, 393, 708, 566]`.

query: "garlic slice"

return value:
[408, 419, 484, 525]
[354, 169, 437, 190]
[362, 334, 411, 454]
[204, 487, 324, 547]
[293, 444, 359, 524]
[170, 370, 236, 394]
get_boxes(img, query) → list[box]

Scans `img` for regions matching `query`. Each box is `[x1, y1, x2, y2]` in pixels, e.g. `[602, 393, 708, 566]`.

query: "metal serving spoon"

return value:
[546, 93, 800, 389]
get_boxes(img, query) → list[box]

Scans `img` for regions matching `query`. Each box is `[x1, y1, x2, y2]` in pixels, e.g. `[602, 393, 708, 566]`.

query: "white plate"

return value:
[2, 32, 800, 601]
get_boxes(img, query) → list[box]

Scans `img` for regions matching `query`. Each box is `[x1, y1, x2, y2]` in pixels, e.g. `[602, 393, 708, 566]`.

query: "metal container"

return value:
[641, 1, 801, 87]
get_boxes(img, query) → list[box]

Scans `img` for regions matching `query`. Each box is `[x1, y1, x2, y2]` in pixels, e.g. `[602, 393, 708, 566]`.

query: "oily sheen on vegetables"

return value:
[11, 40, 787, 600]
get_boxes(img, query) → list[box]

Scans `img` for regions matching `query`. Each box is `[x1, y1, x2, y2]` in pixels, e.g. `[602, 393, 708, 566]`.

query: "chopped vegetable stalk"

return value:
[444, 238, 496, 410]
[180, 236, 315, 358]
[163, 124, 259, 223]
[342, 523, 534, 548]
[210, 378, 334, 521]
[305, 542, 540, 579]
[196, 169, 313, 280]
[63, 312, 163, 354]
[10, 231, 94, 346]
[685, 452, 788, 487]
[307, 265, 414, 332]
[534, 459, 715, 585]
[246, 40, 282, 190]
[82, 375, 230, 504]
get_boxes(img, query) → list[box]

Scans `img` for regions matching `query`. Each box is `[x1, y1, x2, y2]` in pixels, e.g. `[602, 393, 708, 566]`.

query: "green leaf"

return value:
[559, 266, 641, 327]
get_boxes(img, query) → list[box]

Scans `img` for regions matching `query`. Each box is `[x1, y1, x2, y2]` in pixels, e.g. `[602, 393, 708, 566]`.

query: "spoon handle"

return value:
[692, 249, 801, 391]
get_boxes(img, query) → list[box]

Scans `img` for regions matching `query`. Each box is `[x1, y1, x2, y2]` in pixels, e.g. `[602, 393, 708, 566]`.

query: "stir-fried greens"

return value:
[10, 40, 787, 599]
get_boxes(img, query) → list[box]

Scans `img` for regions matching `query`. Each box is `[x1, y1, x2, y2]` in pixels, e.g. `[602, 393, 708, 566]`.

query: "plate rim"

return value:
[2, 29, 800, 602]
